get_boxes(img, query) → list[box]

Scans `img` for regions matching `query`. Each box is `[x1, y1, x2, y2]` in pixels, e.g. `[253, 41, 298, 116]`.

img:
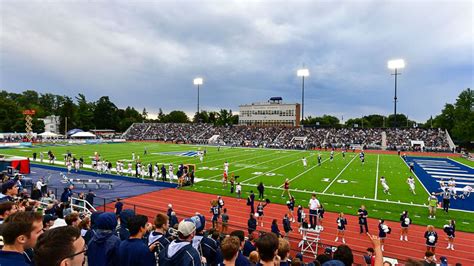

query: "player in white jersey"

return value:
[153, 164, 159, 180]
[461, 185, 472, 199]
[448, 178, 457, 198]
[302, 157, 307, 167]
[199, 152, 204, 163]
[224, 161, 229, 175]
[169, 164, 174, 181]
[380, 176, 390, 195]
[116, 161, 122, 175]
[330, 150, 334, 161]
[97, 161, 103, 175]
[74, 159, 80, 172]
[66, 161, 72, 173]
[132, 152, 136, 161]
[127, 162, 133, 176]
[407, 176, 416, 195]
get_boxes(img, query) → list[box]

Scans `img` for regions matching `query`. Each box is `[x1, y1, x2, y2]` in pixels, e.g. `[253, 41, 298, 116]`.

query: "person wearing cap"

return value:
[427, 193, 438, 219]
[0, 180, 19, 202]
[158, 219, 201, 266]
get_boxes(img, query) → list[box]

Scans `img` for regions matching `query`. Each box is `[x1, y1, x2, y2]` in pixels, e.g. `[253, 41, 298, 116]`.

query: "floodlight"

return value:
[297, 68, 310, 77]
[193, 78, 203, 85]
[387, 59, 405, 69]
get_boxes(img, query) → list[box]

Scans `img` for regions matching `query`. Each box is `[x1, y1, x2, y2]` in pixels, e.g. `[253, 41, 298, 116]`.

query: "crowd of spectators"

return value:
[386, 128, 451, 152]
[123, 123, 452, 152]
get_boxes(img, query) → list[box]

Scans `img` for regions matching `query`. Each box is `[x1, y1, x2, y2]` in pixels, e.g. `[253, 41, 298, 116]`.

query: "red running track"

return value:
[103, 189, 474, 265]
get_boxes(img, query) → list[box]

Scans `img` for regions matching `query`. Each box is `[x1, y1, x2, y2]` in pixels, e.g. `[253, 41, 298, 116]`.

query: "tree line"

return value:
[0, 88, 471, 145]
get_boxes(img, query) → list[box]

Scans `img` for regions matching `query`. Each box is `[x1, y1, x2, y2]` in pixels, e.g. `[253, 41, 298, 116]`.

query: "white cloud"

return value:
[0, 0, 471, 122]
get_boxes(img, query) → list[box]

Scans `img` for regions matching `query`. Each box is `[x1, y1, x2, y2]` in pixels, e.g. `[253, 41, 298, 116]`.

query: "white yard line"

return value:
[243, 153, 316, 183]
[374, 155, 380, 200]
[195, 149, 276, 172]
[446, 157, 474, 169]
[322, 155, 357, 193]
[280, 155, 336, 188]
[208, 152, 300, 179]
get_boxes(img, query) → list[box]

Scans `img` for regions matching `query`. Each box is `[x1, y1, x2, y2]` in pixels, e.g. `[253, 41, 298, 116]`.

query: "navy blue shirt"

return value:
[119, 238, 155, 266]
[0, 250, 30, 266]
[115, 202, 123, 215]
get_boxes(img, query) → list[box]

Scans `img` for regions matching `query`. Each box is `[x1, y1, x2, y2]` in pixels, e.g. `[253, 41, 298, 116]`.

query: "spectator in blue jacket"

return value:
[271, 219, 281, 238]
[119, 214, 155, 266]
[247, 213, 257, 235]
[87, 212, 121, 266]
[117, 209, 135, 240]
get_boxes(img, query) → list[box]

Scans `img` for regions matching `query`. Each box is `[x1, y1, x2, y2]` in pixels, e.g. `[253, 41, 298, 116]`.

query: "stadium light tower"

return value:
[387, 59, 405, 128]
[193, 77, 203, 118]
[297, 68, 310, 124]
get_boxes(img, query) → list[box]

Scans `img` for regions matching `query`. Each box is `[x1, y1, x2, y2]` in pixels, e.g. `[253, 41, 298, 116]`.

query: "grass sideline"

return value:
[2, 142, 473, 232]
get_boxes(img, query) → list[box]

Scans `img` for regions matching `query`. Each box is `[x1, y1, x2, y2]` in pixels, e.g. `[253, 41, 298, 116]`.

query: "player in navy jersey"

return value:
[210, 200, 220, 229]
[335, 212, 347, 243]
[359, 151, 365, 165]
[400, 210, 411, 241]
[317, 154, 322, 166]
[424, 225, 438, 259]
[342, 149, 346, 159]
[330, 150, 334, 161]
[444, 220, 455, 250]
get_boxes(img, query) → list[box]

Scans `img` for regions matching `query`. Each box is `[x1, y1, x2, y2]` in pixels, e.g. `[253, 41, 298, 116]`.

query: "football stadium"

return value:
[1, 1, 473, 266]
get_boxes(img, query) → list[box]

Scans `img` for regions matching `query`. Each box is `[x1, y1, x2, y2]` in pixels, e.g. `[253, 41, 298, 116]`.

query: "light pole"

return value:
[387, 59, 405, 128]
[193, 77, 203, 120]
[297, 68, 309, 124]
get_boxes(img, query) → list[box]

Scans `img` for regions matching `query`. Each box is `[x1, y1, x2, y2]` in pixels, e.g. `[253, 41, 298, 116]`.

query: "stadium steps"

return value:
[445, 130, 456, 151]
[381, 131, 387, 150]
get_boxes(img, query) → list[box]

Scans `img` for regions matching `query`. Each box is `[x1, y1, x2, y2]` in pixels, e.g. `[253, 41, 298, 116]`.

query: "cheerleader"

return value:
[400, 210, 411, 241]
[335, 212, 347, 243]
[256, 201, 267, 227]
[424, 225, 438, 259]
[378, 219, 391, 251]
[444, 220, 455, 250]
[286, 196, 295, 222]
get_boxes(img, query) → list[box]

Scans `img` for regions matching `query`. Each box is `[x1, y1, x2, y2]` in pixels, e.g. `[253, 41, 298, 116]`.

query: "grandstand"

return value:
[123, 123, 454, 152]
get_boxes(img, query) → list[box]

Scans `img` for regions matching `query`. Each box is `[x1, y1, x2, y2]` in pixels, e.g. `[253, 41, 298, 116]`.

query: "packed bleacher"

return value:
[123, 123, 453, 152]
[386, 128, 451, 152]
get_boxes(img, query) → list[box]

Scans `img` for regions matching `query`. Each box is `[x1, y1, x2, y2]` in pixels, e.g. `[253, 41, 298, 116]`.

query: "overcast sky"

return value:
[1, 0, 472, 122]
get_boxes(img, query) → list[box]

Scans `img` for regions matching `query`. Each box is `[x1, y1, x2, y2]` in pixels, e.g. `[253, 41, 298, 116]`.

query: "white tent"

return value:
[70, 132, 96, 138]
[39, 131, 59, 138]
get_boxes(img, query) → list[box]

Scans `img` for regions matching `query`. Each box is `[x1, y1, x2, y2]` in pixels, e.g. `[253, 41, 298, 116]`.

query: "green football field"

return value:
[2, 142, 473, 232]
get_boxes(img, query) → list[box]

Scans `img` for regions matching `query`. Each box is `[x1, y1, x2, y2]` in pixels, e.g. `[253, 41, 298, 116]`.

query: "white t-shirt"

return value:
[309, 198, 320, 210]
[236, 185, 242, 192]
[36, 180, 44, 190]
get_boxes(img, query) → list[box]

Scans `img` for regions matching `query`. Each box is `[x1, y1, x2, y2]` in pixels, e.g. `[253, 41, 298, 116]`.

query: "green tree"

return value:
[93, 96, 119, 130]
[75, 93, 95, 130]
[58, 96, 77, 134]
[165, 110, 190, 123]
